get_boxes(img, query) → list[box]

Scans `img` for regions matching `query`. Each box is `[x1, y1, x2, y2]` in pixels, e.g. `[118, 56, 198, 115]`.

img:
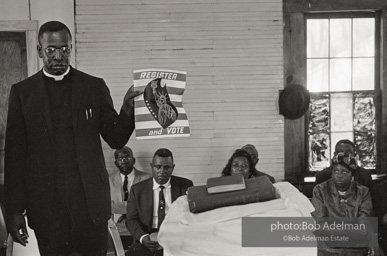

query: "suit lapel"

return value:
[133, 169, 140, 184]
[144, 179, 154, 231]
[36, 71, 54, 144]
[112, 172, 124, 201]
[134, 169, 150, 184]
[71, 68, 83, 134]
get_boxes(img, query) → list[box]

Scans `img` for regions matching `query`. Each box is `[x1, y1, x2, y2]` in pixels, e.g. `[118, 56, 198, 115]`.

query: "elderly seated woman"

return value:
[221, 148, 275, 182]
[311, 152, 374, 256]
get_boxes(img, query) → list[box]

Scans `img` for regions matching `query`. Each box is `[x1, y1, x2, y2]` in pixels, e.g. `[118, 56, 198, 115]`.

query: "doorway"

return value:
[0, 31, 28, 204]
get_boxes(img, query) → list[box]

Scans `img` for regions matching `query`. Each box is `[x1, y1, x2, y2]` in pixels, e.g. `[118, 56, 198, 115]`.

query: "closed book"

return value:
[206, 175, 246, 194]
[187, 176, 276, 213]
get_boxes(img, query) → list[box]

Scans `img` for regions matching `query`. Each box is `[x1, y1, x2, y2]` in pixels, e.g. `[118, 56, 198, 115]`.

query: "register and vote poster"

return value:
[133, 69, 190, 139]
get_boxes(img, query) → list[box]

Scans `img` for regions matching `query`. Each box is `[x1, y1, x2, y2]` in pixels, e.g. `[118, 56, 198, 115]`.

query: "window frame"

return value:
[306, 12, 378, 175]
[283, 1, 387, 183]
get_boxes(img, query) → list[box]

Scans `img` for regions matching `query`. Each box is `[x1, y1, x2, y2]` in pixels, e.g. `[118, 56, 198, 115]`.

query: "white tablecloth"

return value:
[158, 182, 317, 256]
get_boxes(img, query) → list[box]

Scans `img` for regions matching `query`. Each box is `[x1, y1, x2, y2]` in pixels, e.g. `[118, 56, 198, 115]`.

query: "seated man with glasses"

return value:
[126, 148, 193, 256]
[109, 146, 151, 247]
[314, 139, 373, 193]
[111, 147, 151, 216]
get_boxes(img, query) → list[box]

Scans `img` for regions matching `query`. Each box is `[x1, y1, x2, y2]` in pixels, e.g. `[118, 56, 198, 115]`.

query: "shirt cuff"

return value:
[140, 234, 149, 244]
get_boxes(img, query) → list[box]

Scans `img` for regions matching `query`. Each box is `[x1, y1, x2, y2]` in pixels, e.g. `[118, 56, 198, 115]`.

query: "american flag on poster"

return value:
[133, 69, 190, 139]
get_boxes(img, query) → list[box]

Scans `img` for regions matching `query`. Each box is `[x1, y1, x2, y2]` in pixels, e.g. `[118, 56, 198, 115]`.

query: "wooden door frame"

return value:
[0, 20, 38, 188]
[0, 20, 39, 76]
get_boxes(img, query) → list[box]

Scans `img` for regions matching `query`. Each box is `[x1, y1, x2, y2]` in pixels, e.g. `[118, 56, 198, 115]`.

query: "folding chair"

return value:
[0, 203, 8, 253]
[108, 218, 126, 256]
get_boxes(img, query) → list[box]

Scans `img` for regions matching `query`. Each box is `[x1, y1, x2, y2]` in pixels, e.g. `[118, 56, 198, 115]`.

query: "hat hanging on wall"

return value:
[279, 84, 310, 120]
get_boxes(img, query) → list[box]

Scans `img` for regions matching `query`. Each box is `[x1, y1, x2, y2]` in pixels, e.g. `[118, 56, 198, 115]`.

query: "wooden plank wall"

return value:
[75, 0, 284, 185]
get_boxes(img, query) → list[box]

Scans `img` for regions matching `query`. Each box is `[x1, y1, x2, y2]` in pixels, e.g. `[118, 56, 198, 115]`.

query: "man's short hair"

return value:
[153, 148, 174, 162]
[335, 139, 356, 151]
[38, 21, 72, 44]
[114, 146, 133, 159]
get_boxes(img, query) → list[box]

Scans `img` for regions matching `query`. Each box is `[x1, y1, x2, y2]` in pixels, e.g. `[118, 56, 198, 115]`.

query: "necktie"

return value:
[123, 175, 129, 201]
[158, 186, 166, 229]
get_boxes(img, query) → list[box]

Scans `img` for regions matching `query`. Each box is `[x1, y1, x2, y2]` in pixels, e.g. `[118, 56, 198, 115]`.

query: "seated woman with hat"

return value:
[311, 153, 374, 255]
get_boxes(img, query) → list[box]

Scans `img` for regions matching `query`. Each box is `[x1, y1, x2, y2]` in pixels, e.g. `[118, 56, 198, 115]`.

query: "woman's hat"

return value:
[279, 84, 310, 120]
[331, 152, 357, 175]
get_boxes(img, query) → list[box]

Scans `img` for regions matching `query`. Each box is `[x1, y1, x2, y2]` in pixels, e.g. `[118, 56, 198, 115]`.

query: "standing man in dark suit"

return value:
[126, 148, 193, 256]
[4, 21, 141, 256]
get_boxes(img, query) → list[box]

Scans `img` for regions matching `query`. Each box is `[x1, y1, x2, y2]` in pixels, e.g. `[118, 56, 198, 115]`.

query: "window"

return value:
[283, 1, 387, 183]
[306, 15, 377, 172]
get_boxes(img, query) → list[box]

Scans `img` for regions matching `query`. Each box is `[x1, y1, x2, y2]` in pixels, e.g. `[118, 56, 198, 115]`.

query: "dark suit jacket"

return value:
[126, 176, 193, 241]
[109, 168, 151, 207]
[252, 169, 276, 183]
[4, 67, 134, 229]
[373, 180, 387, 252]
[374, 180, 387, 220]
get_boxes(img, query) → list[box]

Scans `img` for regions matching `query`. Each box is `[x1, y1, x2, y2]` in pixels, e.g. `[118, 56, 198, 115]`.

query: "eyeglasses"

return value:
[44, 46, 71, 57]
[116, 156, 133, 163]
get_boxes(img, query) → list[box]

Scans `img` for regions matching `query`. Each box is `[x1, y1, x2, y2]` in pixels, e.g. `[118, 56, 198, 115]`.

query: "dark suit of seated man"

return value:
[126, 148, 194, 256]
[314, 139, 373, 193]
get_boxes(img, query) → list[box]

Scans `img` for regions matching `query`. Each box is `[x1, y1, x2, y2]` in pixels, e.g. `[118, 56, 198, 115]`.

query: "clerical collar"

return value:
[43, 67, 70, 81]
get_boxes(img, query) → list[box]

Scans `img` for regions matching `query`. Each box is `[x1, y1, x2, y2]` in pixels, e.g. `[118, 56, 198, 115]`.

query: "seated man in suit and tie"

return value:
[126, 148, 194, 256]
[110, 146, 151, 221]
[109, 146, 151, 248]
